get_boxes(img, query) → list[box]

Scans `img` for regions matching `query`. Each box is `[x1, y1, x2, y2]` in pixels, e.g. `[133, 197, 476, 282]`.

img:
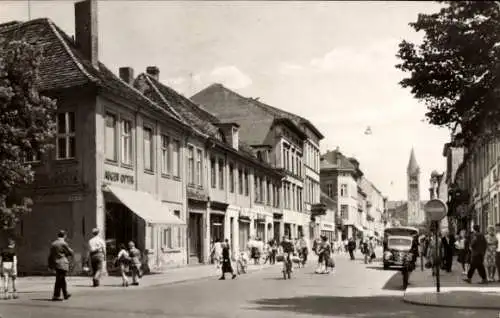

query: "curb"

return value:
[403, 290, 500, 311]
[15, 263, 277, 294]
[402, 295, 500, 311]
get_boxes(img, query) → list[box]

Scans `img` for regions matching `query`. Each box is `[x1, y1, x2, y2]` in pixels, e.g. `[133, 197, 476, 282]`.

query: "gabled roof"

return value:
[0, 18, 180, 123]
[134, 73, 282, 176]
[192, 83, 323, 142]
[320, 150, 356, 171]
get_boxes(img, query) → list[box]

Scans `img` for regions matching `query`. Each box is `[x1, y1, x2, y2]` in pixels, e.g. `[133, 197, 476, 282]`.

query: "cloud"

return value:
[164, 65, 252, 95]
[279, 38, 401, 75]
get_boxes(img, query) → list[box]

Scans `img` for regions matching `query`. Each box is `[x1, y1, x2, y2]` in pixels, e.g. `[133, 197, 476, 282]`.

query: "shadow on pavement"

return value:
[382, 272, 405, 291]
[251, 295, 420, 317]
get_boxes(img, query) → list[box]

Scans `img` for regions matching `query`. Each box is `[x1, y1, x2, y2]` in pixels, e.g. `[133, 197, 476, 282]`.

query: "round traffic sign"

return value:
[424, 199, 447, 221]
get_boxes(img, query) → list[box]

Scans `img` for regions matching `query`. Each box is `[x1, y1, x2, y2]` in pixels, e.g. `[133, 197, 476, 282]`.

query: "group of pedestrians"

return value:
[423, 223, 500, 284]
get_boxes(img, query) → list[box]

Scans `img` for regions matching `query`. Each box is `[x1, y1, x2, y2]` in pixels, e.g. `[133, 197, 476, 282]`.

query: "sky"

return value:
[1, 1, 450, 201]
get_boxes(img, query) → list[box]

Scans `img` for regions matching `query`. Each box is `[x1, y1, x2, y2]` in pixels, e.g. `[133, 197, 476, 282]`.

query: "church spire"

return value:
[407, 148, 419, 174]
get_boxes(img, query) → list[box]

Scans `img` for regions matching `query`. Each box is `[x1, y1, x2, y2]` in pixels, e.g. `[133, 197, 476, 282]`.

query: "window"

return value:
[218, 159, 225, 190]
[24, 150, 40, 163]
[341, 205, 348, 219]
[282, 148, 286, 169]
[164, 228, 172, 249]
[291, 152, 295, 174]
[143, 127, 153, 171]
[284, 182, 288, 209]
[187, 146, 194, 184]
[244, 170, 249, 196]
[238, 169, 243, 194]
[229, 163, 235, 193]
[340, 184, 348, 197]
[121, 120, 132, 165]
[260, 178, 265, 203]
[196, 149, 203, 186]
[255, 176, 260, 202]
[56, 112, 76, 159]
[105, 113, 117, 161]
[267, 181, 271, 205]
[172, 140, 180, 177]
[161, 135, 170, 174]
[327, 183, 334, 198]
[211, 157, 216, 188]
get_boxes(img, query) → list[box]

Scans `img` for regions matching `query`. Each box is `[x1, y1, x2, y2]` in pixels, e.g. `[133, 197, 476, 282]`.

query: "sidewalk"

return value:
[16, 262, 278, 295]
[403, 264, 500, 310]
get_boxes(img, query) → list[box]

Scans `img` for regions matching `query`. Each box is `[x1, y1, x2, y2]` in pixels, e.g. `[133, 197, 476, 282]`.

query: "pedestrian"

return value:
[269, 239, 277, 265]
[426, 233, 442, 276]
[219, 239, 236, 280]
[210, 238, 223, 269]
[297, 234, 309, 266]
[485, 226, 498, 282]
[48, 230, 73, 301]
[454, 230, 467, 275]
[362, 238, 369, 264]
[1, 239, 18, 299]
[347, 238, 356, 260]
[441, 230, 455, 272]
[88, 228, 106, 287]
[496, 223, 500, 281]
[115, 244, 130, 287]
[464, 224, 488, 284]
[128, 241, 142, 286]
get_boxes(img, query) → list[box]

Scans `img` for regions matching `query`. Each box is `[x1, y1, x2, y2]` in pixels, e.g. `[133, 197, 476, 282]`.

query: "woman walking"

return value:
[455, 230, 467, 275]
[485, 226, 498, 282]
[211, 238, 223, 269]
[219, 239, 237, 280]
[128, 241, 142, 286]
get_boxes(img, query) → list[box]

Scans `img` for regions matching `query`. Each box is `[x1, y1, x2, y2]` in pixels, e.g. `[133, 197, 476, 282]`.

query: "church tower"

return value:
[407, 148, 423, 225]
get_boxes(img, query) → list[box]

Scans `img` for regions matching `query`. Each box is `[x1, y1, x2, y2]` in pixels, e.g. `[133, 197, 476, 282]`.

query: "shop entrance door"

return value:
[189, 213, 202, 264]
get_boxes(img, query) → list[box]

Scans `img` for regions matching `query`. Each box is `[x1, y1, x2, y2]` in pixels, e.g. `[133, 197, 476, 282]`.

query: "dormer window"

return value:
[216, 129, 225, 142]
[257, 151, 263, 161]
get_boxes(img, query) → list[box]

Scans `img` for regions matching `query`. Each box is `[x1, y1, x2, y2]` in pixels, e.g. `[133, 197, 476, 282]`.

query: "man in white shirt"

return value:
[298, 235, 309, 266]
[88, 228, 106, 287]
[496, 223, 500, 281]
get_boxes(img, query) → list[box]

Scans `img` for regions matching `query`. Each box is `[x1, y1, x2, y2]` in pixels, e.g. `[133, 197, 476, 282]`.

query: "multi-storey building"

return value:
[320, 148, 364, 240]
[133, 68, 283, 263]
[0, 0, 284, 273]
[0, 0, 190, 273]
[359, 177, 386, 238]
[191, 84, 324, 242]
[447, 133, 500, 233]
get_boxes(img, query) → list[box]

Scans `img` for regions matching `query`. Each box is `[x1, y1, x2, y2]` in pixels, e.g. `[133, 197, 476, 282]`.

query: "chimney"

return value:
[146, 66, 160, 81]
[119, 67, 135, 85]
[74, 0, 98, 68]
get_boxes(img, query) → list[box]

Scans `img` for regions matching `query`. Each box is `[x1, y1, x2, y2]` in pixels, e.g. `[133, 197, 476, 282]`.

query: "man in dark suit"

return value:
[441, 231, 456, 272]
[48, 230, 74, 301]
[464, 225, 488, 284]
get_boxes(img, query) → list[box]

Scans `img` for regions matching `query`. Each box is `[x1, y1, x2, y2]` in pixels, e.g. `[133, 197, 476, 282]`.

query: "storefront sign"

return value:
[104, 171, 134, 185]
[36, 166, 81, 187]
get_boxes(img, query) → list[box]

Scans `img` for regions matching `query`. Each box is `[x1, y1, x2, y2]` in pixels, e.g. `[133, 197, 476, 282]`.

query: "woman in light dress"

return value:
[454, 230, 467, 274]
[211, 238, 223, 269]
[485, 226, 498, 282]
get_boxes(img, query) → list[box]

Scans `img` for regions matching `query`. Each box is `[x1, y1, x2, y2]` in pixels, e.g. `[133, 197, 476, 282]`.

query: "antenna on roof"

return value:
[27, 0, 31, 20]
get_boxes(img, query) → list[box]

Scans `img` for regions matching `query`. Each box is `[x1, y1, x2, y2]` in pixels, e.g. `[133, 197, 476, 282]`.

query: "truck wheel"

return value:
[383, 262, 389, 270]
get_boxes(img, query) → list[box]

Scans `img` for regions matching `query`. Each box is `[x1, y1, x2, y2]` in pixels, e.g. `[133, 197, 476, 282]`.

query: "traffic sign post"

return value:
[424, 199, 447, 293]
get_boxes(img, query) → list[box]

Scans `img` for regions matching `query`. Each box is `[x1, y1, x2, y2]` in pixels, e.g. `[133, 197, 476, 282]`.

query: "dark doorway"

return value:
[210, 214, 225, 243]
[105, 202, 140, 251]
[189, 213, 202, 264]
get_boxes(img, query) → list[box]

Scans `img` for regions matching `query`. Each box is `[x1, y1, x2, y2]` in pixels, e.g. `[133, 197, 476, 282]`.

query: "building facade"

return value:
[191, 84, 324, 243]
[358, 177, 386, 238]
[133, 69, 284, 263]
[1, 0, 285, 273]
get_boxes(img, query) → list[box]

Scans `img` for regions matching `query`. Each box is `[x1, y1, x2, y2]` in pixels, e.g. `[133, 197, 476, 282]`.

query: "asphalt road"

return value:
[1, 254, 498, 318]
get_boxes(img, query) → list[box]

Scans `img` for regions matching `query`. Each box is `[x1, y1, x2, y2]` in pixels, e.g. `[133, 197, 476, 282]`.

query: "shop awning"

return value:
[106, 185, 184, 225]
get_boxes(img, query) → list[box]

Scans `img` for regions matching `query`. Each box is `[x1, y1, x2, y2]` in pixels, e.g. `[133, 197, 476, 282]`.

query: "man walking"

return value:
[441, 230, 455, 272]
[464, 225, 488, 284]
[88, 228, 106, 287]
[297, 234, 309, 266]
[48, 230, 73, 301]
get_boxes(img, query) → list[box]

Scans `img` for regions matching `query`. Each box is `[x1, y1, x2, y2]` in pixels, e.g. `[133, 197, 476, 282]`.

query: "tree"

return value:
[396, 1, 500, 147]
[0, 39, 56, 230]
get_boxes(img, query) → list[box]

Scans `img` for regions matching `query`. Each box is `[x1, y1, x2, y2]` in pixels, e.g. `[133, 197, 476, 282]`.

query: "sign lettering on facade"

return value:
[105, 171, 134, 185]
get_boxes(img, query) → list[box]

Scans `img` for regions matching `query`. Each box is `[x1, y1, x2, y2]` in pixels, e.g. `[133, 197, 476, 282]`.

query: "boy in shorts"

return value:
[1, 239, 18, 299]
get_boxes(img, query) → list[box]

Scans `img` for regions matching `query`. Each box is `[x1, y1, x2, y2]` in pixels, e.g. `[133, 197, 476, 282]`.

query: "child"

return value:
[115, 244, 130, 287]
[1, 239, 18, 299]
